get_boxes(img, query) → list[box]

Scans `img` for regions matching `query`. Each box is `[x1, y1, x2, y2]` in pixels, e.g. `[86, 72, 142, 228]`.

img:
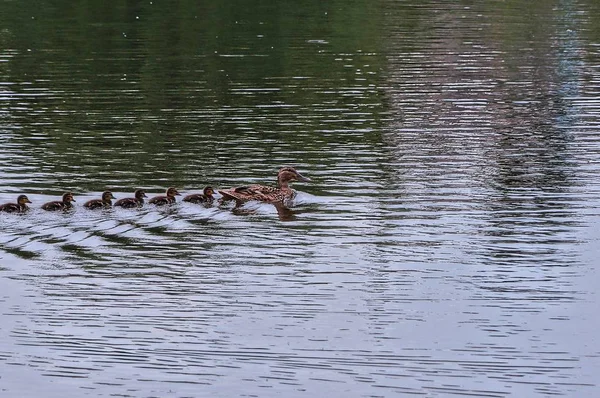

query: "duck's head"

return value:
[167, 187, 181, 198]
[134, 189, 148, 200]
[166, 187, 181, 197]
[278, 167, 311, 184]
[203, 186, 215, 197]
[102, 191, 116, 201]
[62, 192, 75, 203]
[17, 195, 32, 205]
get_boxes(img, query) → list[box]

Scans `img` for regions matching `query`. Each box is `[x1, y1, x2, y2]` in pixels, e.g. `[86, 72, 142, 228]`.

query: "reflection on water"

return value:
[1, 0, 600, 397]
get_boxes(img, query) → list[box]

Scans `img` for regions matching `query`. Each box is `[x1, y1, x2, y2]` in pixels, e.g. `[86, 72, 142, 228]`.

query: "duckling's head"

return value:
[134, 189, 148, 199]
[63, 192, 75, 203]
[278, 167, 311, 184]
[17, 195, 32, 205]
[203, 186, 215, 196]
[166, 187, 180, 197]
[102, 191, 116, 201]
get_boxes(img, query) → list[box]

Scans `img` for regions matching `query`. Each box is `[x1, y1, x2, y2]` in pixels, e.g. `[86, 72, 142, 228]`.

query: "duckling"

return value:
[182, 186, 215, 205]
[148, 187, 180, 206]
[0, 194, 32, 213]
[114, 189, 147, 209]
[219, 167, 311, 207]
[84, 191, 115, 210]
[42, 192, 75, 211]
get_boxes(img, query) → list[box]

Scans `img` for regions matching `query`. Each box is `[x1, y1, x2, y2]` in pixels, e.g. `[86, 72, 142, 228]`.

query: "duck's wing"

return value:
[219, 185, 275, 203]
[148, 196, 163, 205]
[84, 199, 104, 209]
[0, 203, 18, 212]
[114, 197, 137, 208]
[149, 196, 174, 205]
[183, 194, 204, 203]
[42, 201, 63, 211]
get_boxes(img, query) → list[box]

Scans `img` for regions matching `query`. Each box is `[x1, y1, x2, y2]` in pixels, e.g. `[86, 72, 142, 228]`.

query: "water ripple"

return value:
[1, 0, 600, 397]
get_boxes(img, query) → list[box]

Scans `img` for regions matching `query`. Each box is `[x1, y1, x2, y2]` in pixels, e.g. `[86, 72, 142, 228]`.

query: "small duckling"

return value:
[0, 195, 32, 213]
[42, 192, 75, 211]
[114, 189, 147, 209]
[84, 191, 115, 210]
[183, 186, 215, 205]
[148, 187, 180, 206]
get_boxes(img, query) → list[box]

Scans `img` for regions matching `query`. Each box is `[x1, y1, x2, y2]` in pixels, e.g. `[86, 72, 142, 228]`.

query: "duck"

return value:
[0, 194, 32, 213]
[84, 191, 115, 210]
[114, 189, 147, 209]
[182, 186, 216, 205]
[148, 187, 180, 206]
[219, 167, 311, 207]
[42, 192, 75, 211]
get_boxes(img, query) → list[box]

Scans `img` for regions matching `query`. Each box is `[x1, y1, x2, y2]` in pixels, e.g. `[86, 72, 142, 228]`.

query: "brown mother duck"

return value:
[84, 191, 115, 210]
[148, 187, 180, 206]
[114, 189, 147, 209]
[183, 186, 215, 205]
[219, 167, 311, 207]
[0, 194, 32, 213]
[42, 192, 75, 211]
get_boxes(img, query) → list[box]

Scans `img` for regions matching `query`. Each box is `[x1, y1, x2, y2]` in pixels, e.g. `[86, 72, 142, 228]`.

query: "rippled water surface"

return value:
[2, 1, 600, 397]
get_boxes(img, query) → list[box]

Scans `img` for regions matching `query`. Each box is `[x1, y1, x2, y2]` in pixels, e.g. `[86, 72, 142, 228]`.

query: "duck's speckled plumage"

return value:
[114, 189, 147, 209]
[0, 195, 32, 213]
[84, 191, 115, 210]
[149, 187, 180, 206]
[42, 192, 75, 211]
[219, 167, 311, 207]
[183, 187, 215, 205]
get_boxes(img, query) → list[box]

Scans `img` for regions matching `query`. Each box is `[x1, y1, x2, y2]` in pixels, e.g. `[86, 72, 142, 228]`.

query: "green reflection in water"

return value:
[0, 0, 396, 191]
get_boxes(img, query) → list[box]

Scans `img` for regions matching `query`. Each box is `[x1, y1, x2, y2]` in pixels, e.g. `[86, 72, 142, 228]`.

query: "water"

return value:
[1, 1, 600, 397]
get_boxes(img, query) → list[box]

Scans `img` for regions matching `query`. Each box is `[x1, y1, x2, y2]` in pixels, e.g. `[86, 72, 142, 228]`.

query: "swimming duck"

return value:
[148, 187, 180, 206]
[42, 192, 75, 211]
[182, 186, 216, 205]
[219, 167, 311, 207]
[114, 189, 147, 209]
[0, 195, 32, 213]
[84, 191, 115, 210]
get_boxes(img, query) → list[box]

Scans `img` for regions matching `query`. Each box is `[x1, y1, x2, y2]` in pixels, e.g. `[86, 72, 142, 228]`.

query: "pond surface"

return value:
[1, 1, 600, 397]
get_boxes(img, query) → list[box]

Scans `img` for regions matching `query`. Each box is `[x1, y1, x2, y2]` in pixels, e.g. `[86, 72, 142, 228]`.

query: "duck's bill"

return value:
[297, 174, 311, 182]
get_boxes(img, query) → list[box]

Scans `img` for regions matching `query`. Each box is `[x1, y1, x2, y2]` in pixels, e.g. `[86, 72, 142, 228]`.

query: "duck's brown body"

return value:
[84, 191, 115, 210]
[42, 192, 75, 211]
[0, 195, 31, 213]
[149, 187, 180, 206]
[219, 167, 310, 207]
[183, 187, 215, 205]
[114, 189, 147, 209]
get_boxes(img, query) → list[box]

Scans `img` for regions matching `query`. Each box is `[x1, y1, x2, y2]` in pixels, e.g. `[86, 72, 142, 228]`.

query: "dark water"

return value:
[1, 1, 600, 397]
